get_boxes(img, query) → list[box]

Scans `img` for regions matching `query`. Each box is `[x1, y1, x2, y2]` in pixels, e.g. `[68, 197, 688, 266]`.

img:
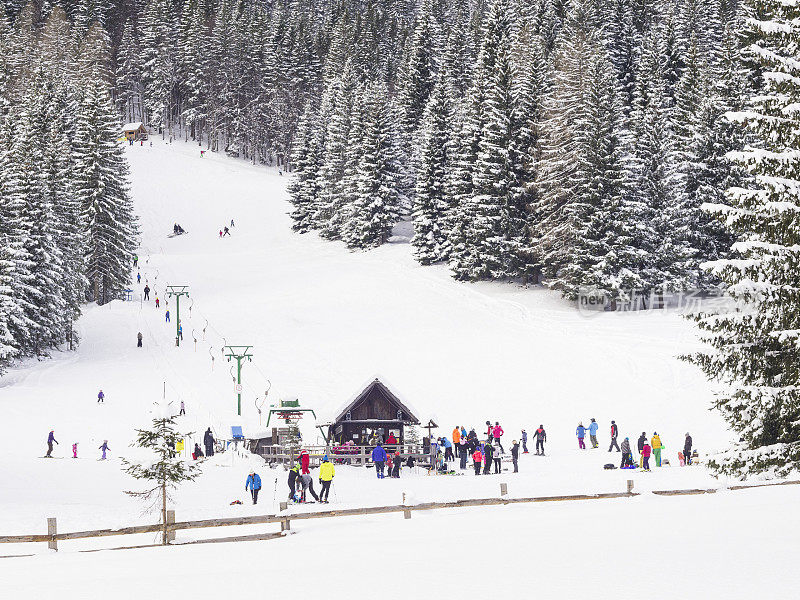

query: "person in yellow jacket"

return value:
[319, 456, 335, 503]
[452, 427, 461, 445]
[651, 433, 663, 467]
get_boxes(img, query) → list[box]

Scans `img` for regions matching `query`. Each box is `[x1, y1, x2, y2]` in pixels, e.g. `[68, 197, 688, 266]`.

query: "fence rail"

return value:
[1, 478, 797, 556]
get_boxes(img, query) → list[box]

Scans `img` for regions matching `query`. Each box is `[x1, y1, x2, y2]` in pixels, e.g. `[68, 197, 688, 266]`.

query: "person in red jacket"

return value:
[492, 422, 505, 453]
[472, 447, 483, 475]
[642, 441, 652, 471]
[300, 450, 310, 475]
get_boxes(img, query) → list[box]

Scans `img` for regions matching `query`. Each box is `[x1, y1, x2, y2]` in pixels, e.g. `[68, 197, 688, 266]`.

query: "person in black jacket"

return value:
[510, 440, 520, 472]
[288, 465, 300, 500]
[483, 443, 494, 474]
[608, 420, 620, 452]
[459, 439, 469, 469]
[535, 425, 547, 455]
[203, 428, 215, 457]
[684, 433, 693, 465]
[637, 432, 647, 466]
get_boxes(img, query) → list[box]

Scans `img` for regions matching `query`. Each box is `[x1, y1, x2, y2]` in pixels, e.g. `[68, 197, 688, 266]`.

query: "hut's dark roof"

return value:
[332, 378, 420, 424]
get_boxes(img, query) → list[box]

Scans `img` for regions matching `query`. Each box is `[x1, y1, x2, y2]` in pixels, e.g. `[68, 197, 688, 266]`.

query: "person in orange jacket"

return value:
[472, 447, 483, 475]
[452, 426, 461, 446]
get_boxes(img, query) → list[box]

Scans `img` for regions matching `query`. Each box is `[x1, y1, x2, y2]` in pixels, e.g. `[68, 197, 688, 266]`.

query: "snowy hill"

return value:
[1, 140, 793, 598]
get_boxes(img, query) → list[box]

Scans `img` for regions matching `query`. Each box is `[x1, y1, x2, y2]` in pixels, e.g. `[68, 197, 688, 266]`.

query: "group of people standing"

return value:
[43, 430, 110, 460]
[576, 419, 695, 471]
[445, 422, 526, 475]
[284, 451, 335, 503]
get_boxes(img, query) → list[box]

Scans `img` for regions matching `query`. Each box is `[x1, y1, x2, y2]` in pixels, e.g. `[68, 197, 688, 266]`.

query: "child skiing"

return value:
[155, 296, 160, 308]
[99, 440, 110, 460]
[97, 390, 105, 403]
[72, 443, 78, 459]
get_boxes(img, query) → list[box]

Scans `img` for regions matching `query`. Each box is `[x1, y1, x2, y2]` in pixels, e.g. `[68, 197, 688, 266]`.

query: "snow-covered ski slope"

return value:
[1, 140, 796, 598]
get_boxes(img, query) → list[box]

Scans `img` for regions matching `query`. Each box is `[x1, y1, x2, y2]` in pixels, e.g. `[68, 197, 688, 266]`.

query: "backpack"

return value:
[603, 463, 616, 470]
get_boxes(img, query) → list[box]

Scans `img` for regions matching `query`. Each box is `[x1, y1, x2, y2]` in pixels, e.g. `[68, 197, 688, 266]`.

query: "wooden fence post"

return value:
[47, 518, 57, 551]
[403, 493, 411, 520]
[627, 480, 634, 494]
[500, 483, 508, 497]
[279, 502, 290, 531]
[166, 510, 175, 543]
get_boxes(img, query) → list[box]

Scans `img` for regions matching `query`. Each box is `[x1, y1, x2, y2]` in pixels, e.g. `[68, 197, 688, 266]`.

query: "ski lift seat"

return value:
[231, 426, 245, 440]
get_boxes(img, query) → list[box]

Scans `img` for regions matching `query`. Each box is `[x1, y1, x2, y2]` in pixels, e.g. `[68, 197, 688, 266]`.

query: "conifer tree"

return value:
[688, 0, 800, 478]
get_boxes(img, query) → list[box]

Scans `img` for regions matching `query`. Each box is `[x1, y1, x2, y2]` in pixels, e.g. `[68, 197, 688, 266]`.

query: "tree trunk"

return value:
[161, 481, 167, 545]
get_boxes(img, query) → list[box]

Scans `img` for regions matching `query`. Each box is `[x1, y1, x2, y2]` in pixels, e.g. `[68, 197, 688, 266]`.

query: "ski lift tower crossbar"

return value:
[223, 345, 253, 416]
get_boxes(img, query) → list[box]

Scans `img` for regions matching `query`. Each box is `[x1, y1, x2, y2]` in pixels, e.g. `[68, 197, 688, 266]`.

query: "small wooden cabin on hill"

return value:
[122, 122, 148, 141]
[329, 378, 420, 445]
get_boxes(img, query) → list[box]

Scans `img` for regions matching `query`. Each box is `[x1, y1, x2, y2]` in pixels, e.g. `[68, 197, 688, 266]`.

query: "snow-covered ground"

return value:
[0, 139, 793, 597]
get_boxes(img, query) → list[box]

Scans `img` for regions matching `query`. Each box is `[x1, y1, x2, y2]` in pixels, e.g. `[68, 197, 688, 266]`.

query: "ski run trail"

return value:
[0, 139, 796, 598]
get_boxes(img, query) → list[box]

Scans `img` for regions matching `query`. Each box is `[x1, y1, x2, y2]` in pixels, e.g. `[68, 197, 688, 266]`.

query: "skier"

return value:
[300, 450, 310, 474]
[651, 432, 663, 467]
[179, 400, 185, 415]
[620, 437, 633, 468]
[246, 471, 262, 504]
[219, 230, 223, 238]
[372, 443, 387, 478]
[155, 296, 160, 308]
[510, 440, 520, 473]
[137, 332, 143, 347]
[288, 464, 300, 500]
[642, 440, 652, 471]
[230, 219, 235, 228]
[143, 284, 150, 300]
[492, 422, 505, 453]
[588, 418, 599, 448]
[684, 433, 693, 465]
[46, 430, 58, 457]
[165, 310, 170, 323]
[319, 457, 335, 503]
[485, 421, 493, 443]
[223, 226, 230, 237]
[472, 446, 483, 475]
[97, 389, 105, 403]
[203, 428, 215, 457]
[392, 450, 401, 478]
[99, 440, 110, 460]
[299, 472, 319, 502]
[72, 443, 78, 459]
[178, 323, 183, 340]
[535, 425, 547, 455]
[521, 429, 528, 454]
[576, 422, 586, 449]
[608, 420, 620, 452]
[133, 255, 138, 267]
[492, 443, 502, 474]
[137, 272, 141, 283]
[483, 442, 494, 475]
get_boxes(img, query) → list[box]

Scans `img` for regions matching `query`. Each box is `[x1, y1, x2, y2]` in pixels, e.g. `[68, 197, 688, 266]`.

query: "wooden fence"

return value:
[256, 443, 430, 467]
[1, 478, 797, 558]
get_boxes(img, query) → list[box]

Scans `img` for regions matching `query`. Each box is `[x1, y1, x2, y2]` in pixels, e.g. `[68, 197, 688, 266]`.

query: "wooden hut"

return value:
[122, 122, 148, 141]
[329, 378, 420, 445]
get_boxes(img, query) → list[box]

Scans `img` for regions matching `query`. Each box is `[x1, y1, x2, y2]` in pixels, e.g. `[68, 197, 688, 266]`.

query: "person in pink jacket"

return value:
[492, 422, 505, 453]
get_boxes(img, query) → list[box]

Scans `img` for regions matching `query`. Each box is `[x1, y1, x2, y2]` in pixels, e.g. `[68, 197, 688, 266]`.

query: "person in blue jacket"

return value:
[576, 422, 586, 449]
[588, 418, 599, 448]
[441, 436, 454, 462]
[246, 471, 262, 504]
[372, 443, 387, 478]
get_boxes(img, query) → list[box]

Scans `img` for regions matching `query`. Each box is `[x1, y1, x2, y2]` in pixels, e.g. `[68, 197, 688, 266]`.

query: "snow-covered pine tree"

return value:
[342, 80, 401, 249]
[116, 19, 145, 124]
[140, 0, 178, 132]
[688, 0, 800, 478]
[288, 100, 323, 233]
[74, 77, 138, 305]
[121, 412, 200, 544]
[411, 73, 453, 264]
